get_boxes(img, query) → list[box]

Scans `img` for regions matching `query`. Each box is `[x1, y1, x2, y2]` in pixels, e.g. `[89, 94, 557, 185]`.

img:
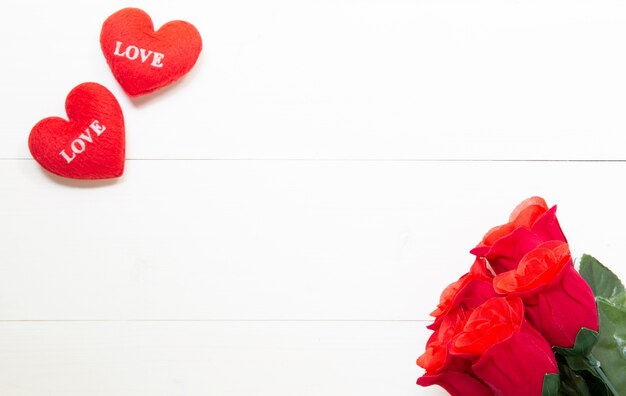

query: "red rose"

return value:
[417, 258, 497, 395]
[493, 240, 598, 348]
[478, 196, 549, 247]
[470, 197, 566, 273]
[417, 308, 492, 395]
[418, 308, 471, 374]
[429, 258, 497, 330]
[417, 369, 493, 396]
[450, 297, 558, 396]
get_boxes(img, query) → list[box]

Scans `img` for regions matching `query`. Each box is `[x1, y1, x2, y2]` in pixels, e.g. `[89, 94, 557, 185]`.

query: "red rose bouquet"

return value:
[417, 197, 626, 396]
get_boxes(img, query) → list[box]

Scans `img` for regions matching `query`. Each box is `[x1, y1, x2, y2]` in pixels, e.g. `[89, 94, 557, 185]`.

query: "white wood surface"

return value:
[2, 1, 626, 395]
[0, 321, 440, 396]
[3, 0, 626, 160]
[1, 160, 625, 321]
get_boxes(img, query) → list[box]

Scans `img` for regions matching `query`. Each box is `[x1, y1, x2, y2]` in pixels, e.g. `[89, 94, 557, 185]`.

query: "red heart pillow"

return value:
[100, 8, 202, 97]
[28, 82, 125, 180]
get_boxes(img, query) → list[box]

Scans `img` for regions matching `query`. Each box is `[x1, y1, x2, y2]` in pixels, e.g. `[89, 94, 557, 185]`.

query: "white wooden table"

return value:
[1, 1, 625, 394]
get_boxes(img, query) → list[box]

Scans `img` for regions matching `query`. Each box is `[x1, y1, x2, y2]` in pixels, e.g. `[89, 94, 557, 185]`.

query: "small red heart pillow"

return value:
[28, 82, 125, 180]
[100, 8, 202, 97]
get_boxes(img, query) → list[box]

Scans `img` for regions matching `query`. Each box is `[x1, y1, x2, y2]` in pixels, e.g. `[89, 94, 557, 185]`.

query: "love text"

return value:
[113, 41, 164, 68]
[59, 120, 107, 164]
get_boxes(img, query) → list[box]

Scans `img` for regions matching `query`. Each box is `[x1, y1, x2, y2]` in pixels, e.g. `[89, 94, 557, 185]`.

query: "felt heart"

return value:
[100, 8, 202, 97]
[28, 82, 125, 180]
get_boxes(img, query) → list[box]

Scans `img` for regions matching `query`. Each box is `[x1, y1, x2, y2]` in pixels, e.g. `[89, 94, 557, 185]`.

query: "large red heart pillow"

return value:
[100, 8, 202, 97]
[28, 82, 125, 180]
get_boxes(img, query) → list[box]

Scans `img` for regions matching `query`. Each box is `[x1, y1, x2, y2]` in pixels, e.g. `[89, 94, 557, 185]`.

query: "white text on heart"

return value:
[59, 120, 107, 164]
[113, 41, 165, 68]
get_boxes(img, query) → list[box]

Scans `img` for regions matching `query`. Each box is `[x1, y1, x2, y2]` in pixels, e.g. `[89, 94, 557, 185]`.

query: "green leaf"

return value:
[559, 354, 590, 373]
[577, 256, 626, 395]
[542, 373, 560, 396]
[579, 255, 625, 299]
[593, 297, 626, 394]
[553, 328, 615, 395]
[555, 357, 593, 396]
[610, 292, 626, 308]
[554, 328, 599, 359]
